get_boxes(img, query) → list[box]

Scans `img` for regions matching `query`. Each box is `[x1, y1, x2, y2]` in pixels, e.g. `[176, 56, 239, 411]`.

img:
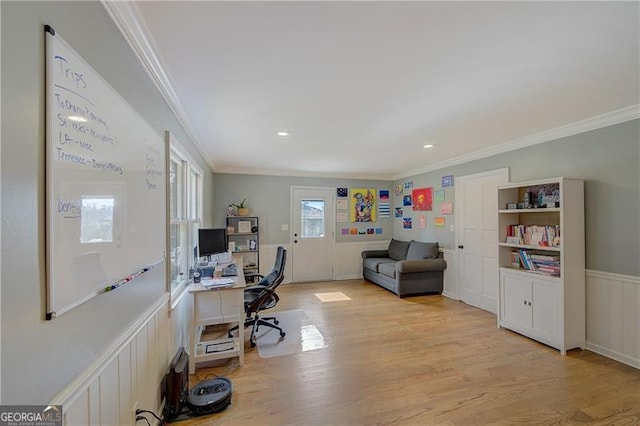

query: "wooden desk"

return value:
[188, 262, 245, 374]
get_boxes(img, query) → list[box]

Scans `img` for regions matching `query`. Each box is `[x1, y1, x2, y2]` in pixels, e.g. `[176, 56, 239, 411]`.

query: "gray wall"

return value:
[1, 1, 213, 403]
[212, 174, 393, 244]
[393, 120, 640, 276]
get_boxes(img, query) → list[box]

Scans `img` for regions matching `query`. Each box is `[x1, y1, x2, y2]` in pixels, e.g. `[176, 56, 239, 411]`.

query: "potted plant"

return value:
[230, 198, 249, 216]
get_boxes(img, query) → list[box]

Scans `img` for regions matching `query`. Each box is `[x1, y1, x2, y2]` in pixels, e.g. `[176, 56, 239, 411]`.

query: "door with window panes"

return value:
[291, 187, 335, 282]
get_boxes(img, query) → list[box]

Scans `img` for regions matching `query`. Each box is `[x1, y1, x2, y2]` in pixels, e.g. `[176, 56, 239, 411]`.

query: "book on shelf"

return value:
[505, 224, 560, 247]
[515, 249, 560, 276]
[510, 251, 521, 268]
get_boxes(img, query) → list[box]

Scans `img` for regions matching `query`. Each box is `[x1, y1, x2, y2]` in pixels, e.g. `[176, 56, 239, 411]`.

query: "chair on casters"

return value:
[228, 246, 287, 347]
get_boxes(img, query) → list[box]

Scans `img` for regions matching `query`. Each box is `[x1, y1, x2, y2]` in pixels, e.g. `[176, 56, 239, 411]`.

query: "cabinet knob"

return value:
[524, 300, 527, 305]
[458, 245, 464, 249]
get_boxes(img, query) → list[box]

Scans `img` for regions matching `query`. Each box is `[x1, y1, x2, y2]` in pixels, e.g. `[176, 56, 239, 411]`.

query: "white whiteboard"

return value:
[45, 26, 166, 318]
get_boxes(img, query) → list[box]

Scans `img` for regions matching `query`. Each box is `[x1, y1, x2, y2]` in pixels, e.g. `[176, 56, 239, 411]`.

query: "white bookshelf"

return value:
[497, 177, 585, 354]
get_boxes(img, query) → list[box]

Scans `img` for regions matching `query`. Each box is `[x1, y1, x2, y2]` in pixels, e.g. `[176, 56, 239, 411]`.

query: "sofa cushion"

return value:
[378, 262, 396, 279]
[406, 241, 439, 260]
[388, 239, 410, 261]
[363, 258, 395, 272]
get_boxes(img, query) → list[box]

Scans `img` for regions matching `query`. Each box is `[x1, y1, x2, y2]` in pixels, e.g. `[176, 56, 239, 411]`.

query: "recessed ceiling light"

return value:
[423, 144, 434, 149]
[277, 130, 290, 137]
[68, 116, 88, 123]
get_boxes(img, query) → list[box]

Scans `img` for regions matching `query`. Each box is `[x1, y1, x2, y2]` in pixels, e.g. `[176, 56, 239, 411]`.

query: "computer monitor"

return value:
[198, 228, 228, 257]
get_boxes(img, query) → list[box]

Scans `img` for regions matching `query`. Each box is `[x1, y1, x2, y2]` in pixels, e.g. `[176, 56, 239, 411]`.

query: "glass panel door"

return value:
[301, 199, 325, 238]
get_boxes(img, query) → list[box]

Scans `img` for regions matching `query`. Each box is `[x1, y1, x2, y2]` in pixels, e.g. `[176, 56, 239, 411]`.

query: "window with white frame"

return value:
[169, 145, 202, 293]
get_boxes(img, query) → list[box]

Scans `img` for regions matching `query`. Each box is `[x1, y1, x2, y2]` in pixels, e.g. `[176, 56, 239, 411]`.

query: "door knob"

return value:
[294, 239, 298, 244]
[458, 245, 464, 249]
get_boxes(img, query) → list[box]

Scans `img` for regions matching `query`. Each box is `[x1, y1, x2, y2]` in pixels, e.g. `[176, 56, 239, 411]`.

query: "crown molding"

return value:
[101, 1, 217, 172]
[394, 104, 640, 181]
[214, 166, 394, 181]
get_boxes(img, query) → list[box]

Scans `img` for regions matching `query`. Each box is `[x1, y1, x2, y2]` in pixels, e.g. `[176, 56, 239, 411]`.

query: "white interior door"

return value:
[455, 169, 509, 314]
[291, 187, 335, 283]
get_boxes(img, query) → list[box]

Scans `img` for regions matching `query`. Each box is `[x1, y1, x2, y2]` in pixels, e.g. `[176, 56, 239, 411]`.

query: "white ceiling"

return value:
[112, 1, 639, 180]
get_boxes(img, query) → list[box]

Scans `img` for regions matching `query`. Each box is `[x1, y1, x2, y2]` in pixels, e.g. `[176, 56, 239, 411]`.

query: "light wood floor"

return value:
[181, 280, 640, 425]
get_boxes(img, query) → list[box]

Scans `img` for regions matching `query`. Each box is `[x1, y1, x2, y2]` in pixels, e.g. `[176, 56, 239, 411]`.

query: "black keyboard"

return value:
[221, 264, 238, 277]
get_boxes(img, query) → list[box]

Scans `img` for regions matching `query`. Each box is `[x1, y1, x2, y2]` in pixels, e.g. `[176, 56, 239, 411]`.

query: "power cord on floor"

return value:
[136, 408, 165, 425]
[135, 415, 151, 426]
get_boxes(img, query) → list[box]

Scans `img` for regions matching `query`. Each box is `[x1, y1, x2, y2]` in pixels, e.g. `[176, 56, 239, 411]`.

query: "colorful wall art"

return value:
[350, 188, 376, 222]
[442, 175, 454, 187]
[440, 201, 453, 215]
[412, 187, 433, 211]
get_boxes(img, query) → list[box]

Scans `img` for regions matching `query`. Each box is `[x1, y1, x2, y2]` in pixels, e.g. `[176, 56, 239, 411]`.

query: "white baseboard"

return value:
[585, 342, 640, 370]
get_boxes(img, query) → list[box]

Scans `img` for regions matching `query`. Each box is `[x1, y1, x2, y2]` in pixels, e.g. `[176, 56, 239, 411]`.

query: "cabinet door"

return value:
[530, 278, 560, 346]
[500, 272, 531, 333]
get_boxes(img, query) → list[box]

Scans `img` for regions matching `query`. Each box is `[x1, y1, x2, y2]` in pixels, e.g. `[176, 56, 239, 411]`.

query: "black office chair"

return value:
[228, 246, 287, 347]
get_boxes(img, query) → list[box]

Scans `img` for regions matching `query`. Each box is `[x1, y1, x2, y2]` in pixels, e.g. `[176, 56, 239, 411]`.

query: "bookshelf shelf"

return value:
[499, 208, 561, 214]
[499, 266, 562, 282]
[497, 177, 585, 355]
[498, 242, 561, 251]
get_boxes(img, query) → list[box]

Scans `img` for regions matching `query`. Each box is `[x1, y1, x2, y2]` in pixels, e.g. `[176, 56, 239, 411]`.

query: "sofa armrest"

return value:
[396, 258, 447, 273]
[362, 250, 389, 260]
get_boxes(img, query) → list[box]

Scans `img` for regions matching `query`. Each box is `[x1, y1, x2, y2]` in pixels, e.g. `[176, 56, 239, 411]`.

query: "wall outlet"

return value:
[131, 401, 139, 425]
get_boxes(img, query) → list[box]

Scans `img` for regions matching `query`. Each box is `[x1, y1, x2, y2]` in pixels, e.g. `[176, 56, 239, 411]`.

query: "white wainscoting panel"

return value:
[334, 241, 390, 280]
[441, 248, 458, 300]
[170, 285, 192, 356]
[51, 294, 170, 425]
[586, 270, 640, 369]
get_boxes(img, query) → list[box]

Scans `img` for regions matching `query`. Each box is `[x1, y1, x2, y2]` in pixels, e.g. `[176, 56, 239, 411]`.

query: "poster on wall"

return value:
[336, 198, 348, 210]
[394, 184, 403, 196]
[403, 218, 412, 229]
[418, 215, 426, 229]
[395, 207, 403, 217]
[337, 212, 348, 222]
[434, 217, 446, 228]
[337, 187, 348, 197]
[403, 195, 412, 206]
[442, 175, 454, 187]
[351, 188, 376, 222]
[434, 190, 445, 203]
[441, 201, 453, 215]
[412, 187, 433, 211]
[378, 203, 390, 218]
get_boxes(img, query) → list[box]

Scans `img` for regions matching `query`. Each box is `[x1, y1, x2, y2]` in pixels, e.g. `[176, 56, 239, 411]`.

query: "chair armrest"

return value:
[244, 285, 280, 311]
[244, 271, 264, 280]
[245, 285, 274, 294]
[362, 250, 389, 260]
[396, 258, 447, 273]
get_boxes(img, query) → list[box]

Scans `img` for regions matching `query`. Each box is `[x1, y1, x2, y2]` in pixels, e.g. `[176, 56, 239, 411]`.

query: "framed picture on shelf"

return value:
[238, 221, 252, 233]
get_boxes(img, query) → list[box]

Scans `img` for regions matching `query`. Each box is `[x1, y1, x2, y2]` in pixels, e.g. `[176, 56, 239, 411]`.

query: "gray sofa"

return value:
[361, 239, 447, 297]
